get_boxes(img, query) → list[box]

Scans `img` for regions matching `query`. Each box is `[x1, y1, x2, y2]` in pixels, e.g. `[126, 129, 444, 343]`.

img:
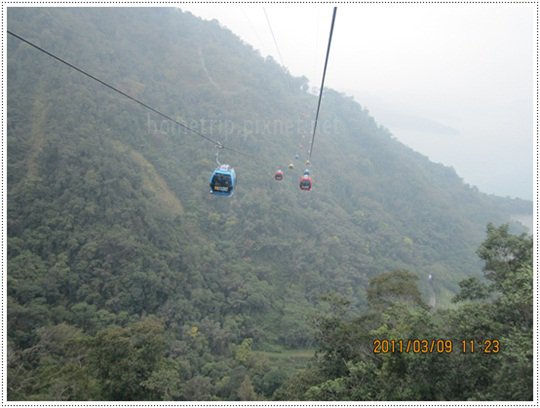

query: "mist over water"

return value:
[350, 90, 534, 201]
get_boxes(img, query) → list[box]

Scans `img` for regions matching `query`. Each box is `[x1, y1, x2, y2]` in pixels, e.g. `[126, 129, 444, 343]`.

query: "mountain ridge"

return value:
[6, 5, 532, 378]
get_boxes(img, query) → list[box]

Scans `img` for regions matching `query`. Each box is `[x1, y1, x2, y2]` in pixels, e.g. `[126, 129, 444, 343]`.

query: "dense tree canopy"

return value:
[6, 7, 533, 401]
[276, 224, 533, 401]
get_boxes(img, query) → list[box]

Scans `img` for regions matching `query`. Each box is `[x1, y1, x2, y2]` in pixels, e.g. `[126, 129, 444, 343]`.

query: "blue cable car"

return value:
[303, 169, 311, 176]
[210, 164, 236, 197]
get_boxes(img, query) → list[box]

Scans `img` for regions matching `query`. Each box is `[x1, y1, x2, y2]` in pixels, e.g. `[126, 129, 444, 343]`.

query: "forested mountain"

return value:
[6, 7, 533, 401]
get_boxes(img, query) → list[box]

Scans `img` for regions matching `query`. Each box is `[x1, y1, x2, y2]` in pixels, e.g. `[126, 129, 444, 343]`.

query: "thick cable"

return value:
[263, 7, 294, 93]
[308, 7, 337, 162]
[263, 8, 287, 69]
[241, 6, 269, 57]
[7, 30, 255, 160]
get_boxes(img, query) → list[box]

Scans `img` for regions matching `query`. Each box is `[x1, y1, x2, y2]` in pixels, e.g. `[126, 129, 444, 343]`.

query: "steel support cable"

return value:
[308, 7, 337, 163]
[7, 30, 256, 160]
[263, 7, 294, 93]
[241, 6, 270, 57]
[263, 7, 287, 69]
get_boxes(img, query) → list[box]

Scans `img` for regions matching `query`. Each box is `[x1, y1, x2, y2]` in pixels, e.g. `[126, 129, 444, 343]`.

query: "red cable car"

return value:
[299, 175, 312, 191]
[274, 170, 284, 181]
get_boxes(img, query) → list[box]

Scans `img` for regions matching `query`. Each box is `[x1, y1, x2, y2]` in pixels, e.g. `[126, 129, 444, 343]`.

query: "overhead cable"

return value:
[308, 7, 337, 162]
[7, 30, 255, 160]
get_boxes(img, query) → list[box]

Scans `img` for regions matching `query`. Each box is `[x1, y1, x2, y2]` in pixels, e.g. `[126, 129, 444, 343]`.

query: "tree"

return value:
[476, 223, 532, 291]
[88, 318, 179, 400]
[367, 270, 427, 311]
[7, 324, 100, 400]
[276, 225, 533, 401]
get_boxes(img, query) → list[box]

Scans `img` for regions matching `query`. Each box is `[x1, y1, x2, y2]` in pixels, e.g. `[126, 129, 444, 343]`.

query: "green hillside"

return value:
[6, 7, 532, 401]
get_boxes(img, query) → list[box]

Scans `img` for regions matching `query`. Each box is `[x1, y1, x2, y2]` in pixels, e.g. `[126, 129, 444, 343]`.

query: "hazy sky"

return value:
[181, 3, 535, 200]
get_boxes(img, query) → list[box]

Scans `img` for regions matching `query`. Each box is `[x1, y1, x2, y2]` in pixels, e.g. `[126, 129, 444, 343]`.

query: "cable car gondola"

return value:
[274, 170, 284, 181]
[288, 163, 294, 170]
[210, 164, 236, 196]
[299, 174, 312, 191]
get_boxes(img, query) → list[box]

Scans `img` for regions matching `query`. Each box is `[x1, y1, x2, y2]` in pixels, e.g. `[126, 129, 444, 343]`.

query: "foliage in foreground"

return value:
[276, 224, 533, 401]
[8, 224, 532, 401]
